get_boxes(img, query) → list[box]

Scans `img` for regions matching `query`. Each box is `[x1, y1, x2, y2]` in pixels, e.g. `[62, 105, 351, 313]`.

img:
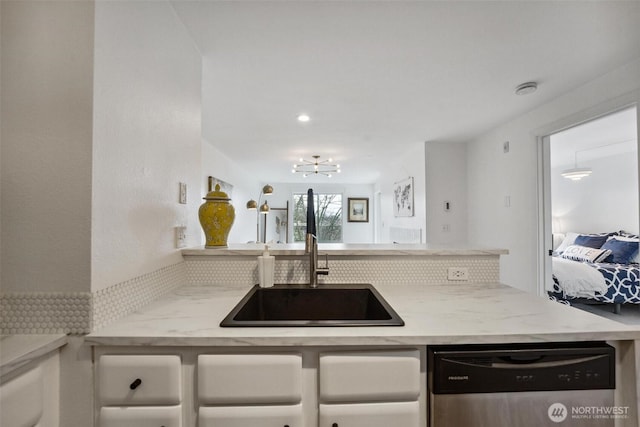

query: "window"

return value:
[293, 193, 343, 243]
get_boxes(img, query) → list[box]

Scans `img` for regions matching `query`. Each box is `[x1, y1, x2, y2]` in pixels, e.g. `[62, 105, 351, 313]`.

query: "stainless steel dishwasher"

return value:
[428, 342, 616, 427]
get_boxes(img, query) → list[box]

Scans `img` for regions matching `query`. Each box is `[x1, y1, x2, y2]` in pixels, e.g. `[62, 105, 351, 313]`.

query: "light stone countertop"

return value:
[182, 243, 509, 257]
[85, 283, 640, 347]
[0, 334, 67, 379]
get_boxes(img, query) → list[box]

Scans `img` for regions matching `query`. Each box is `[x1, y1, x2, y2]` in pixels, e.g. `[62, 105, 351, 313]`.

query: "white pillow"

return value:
[560, 245, 612, 263]
[555, 232, 578, 254]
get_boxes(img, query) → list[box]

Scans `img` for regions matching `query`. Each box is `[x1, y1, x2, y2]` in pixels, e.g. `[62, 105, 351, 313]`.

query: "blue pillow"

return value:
[574, 234, 609, 249]
[601, 238, 639, 264]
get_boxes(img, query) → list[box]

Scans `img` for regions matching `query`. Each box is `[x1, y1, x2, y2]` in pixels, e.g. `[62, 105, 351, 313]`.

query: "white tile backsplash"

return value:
[1, 254, 499, 333]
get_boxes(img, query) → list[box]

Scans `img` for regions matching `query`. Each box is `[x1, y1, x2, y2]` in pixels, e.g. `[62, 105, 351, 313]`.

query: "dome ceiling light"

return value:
[515, 81, 538, 96]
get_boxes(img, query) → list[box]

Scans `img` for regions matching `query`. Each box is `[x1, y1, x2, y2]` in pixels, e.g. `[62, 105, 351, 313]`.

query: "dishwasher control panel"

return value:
[429, 342, 615, 394]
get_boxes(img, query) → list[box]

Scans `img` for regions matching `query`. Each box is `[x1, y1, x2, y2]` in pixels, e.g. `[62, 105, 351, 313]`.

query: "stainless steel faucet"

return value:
[305, 232, 329, 288]
[305, 188, 329, 287]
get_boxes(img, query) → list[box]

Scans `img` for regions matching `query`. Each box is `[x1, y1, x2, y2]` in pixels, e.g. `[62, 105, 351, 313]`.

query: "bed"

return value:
[547, 230, 640, 314]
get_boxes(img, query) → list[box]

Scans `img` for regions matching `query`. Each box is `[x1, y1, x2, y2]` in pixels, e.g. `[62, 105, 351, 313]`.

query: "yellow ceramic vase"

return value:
[198, 184, 235, 248]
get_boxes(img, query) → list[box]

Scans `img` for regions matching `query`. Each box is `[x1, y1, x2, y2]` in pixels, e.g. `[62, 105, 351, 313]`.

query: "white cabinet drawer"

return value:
[319, 349, 420, 402]
[99, 405, 182, 427]
[198, 353, 302, 404]
[0, 365, 43, 427]
[98, 355, 181, 405]
[319, 401, 420, 427]
[199, 404, 303, 427]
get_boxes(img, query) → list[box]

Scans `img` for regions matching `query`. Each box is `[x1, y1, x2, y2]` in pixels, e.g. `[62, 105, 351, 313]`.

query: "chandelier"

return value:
[292, 155, 341, 178]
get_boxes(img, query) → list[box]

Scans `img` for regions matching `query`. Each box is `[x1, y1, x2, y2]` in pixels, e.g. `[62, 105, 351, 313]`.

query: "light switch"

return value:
[179, 182, 187, 204]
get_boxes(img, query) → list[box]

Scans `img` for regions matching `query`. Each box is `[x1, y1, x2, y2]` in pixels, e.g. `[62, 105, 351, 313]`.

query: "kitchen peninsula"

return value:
[85, 244, 640, 427]
[86, 281, 638, 346]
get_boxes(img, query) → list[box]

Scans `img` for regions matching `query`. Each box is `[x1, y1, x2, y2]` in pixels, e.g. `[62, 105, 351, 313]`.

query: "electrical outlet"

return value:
[175, 226, 187, 248]
[447, 267, 469, 281]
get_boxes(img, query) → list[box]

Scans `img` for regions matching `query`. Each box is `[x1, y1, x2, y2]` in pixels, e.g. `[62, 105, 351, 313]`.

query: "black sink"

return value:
[220, 284, 404, 327]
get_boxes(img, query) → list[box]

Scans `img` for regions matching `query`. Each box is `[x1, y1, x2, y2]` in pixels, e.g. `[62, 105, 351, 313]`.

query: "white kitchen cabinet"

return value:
[319, 401, 420, 427]
[0, 348, 60, 427]
[197, 352, 303, 427]
[0, 364, 43, 427]
[319, 349, 420, 402]
[318, 349, 421, 427]
[199, 404, 304, 427]
[96, 354, 183, 427]
[93, 346, 424, 427]
[98, 354, 181, 405]
[99, 405, 182, 427]
[198, 353, 302, 404]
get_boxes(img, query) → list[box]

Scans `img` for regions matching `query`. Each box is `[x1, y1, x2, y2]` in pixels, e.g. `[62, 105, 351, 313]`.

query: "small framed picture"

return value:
[393, 176, 414, 217]
[348, 198, 369, 222]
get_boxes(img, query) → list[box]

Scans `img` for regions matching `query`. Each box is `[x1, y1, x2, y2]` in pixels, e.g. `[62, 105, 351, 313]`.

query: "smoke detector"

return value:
[515, 82, 538, 96]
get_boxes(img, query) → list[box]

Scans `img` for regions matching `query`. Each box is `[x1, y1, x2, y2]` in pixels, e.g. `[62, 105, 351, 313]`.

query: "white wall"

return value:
[425, 141, 468, 244]
[201, 140, 260, 244]
[342, 183, 375, 243]
[551, 150, 638, 234]
[91, 1, 202, 291]
[467, 58, 640, 294]
[375, 142, 426, 243]
[1, 1, 94, 293]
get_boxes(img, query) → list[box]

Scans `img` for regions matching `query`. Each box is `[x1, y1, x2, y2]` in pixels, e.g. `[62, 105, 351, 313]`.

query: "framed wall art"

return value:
[347, 197, 369, 222]
[393, 177, 414, 217]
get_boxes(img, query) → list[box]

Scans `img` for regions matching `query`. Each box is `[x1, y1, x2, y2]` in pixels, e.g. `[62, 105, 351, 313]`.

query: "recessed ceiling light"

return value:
[297, 114, 310, 123]
[515, 82, 538, 96]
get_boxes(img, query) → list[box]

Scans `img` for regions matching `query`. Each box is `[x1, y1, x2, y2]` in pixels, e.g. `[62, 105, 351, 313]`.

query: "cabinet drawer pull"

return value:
[129, 378, 142, 390]
[332, 424, 338, 427]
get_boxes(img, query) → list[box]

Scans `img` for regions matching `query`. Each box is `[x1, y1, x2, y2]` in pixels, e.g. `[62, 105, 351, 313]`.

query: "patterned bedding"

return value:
[549, 258, 640, 304]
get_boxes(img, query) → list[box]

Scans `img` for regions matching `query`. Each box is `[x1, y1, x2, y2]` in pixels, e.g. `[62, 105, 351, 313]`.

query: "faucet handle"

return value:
[317, 253, 329, 275]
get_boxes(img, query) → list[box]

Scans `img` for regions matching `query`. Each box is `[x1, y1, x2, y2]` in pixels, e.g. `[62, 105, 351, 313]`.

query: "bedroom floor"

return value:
[572, 302, 640, 326]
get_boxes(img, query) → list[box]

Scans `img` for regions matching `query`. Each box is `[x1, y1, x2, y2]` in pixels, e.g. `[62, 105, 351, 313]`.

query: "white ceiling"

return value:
[171, 0, 640, 184]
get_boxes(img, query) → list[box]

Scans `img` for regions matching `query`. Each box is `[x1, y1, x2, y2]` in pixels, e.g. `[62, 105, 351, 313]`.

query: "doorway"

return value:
[539, 105, 639, 295]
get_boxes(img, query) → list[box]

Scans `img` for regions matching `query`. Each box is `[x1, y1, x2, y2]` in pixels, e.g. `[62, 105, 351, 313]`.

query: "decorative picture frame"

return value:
[393, 177, 414, 217]
[348, 198, 369, 222]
